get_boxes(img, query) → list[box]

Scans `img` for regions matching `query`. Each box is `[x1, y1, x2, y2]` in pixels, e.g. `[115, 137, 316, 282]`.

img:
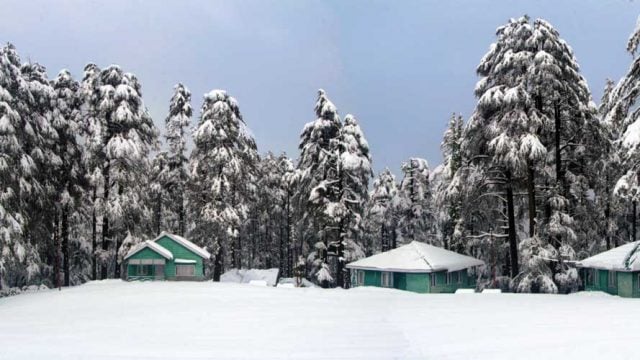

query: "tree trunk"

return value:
[633, 201, 637, 243]
[213, 246, 223, 281]
[505, 170, 519, 278]
[527, 161, 536, 237]
[101, 163, 110, 280]
[286, 192, 292, 277]
[178, 194, 185, 236]
[114, 184, 124, 279]
[154, 191, 162, 235]
[605, 175, 611, 250]
[554, 102, 564, 191]
[53, 210, 60, 289]
[91, 186, 97, 281]
[62, 206, 70, 287]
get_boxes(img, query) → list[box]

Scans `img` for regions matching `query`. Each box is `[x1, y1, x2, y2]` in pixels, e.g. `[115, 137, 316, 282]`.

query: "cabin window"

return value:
[457, 271, 463, 284]
[430, 273, 436, 287]
[452, 271, 459, 284]
[176, 265, 195, 277]
[608, 271, 617, 288]
[138, 265, 150, 276]
[381, 272, 393, 287]
[357, 270, 365, 286]
[585, 269, 595, 286]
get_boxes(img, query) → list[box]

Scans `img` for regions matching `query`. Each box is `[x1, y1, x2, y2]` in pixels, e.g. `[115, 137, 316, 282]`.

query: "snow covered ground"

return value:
[0, 281, 638, 359]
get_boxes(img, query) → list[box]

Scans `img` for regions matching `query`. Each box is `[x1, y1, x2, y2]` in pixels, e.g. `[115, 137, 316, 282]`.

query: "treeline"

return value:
[2, 15, 640, 292]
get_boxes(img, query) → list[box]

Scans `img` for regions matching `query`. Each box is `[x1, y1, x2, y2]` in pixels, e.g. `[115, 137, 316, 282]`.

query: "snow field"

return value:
[0, 280, 638, 359]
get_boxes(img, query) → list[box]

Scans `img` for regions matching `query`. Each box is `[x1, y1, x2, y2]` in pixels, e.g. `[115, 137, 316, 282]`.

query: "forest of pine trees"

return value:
[3, 15, 640, 292]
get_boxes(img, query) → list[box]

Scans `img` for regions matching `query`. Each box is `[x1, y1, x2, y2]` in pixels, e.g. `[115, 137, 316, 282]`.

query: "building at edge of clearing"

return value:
[577, 241, 640, 298]
[123, 231, 211, 281]
[346, 241, 484, 293]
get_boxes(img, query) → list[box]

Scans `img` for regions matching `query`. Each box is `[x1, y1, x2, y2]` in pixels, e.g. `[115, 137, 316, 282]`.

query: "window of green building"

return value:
[585, 269, 595, 286]
[137, 265, 153, 276]
[430, 273, 436, 287]
[381, 272, 393, 287]
[608, 271, 617, 288]
[356, 270, 364, 286]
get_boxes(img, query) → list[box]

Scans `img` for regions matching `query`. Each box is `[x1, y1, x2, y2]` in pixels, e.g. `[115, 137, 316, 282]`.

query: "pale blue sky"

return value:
[1, 0, 639, 175]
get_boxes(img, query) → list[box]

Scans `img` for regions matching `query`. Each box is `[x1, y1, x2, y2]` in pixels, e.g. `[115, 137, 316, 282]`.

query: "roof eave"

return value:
[124, 243, 172, 261]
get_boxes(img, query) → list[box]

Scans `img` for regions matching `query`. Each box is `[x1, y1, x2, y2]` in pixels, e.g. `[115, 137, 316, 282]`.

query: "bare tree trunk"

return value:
[53, 210, 60, 289]
[91, 186, 97, 280]
[527, 161, 536, 237]
[605, 175, 611, 250]
[213, 246, 223, 281]
[633, 201, 637, 243]
[554, 102, 563, 187]
[101, 163, 110, 280]
[62, 206, 70, 287]
[114, 185, 124, 279]
[505, 170, 519, 278]
[178, 195, 185, 236]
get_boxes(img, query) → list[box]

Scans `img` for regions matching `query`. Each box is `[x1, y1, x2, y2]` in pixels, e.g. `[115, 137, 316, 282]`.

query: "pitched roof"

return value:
[577, 241, 640, 272]
[124, 240, 173, 260]
[154, 231, 211, 259]
[346, 241, 484, 273]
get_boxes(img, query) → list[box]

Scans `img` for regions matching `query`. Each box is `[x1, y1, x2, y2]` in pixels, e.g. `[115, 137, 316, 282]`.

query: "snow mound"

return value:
[220, 268, 279, 287]
[481, 289, 502, 294]
[455, 288, 476, 294]
[278, 277, 318, 288]
[249, 280, 268, 287]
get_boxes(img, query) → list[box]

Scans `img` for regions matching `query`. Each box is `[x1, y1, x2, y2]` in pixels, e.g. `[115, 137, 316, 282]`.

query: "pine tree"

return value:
[363, 168, 399, 254]
[396, 158, 435, 245]
[606, 20, 640, 247]
[79, 63, 102, 280]
[84, 65, 157, 279]
[437, 113, 465, 251]
[296, 89, 342, 287]
[163, 83, 191, 235]
[335, 114, 372, 287]
[51, 69, 85, 286]
[0, 43, 31, 289]
[188, 89, 258, 280]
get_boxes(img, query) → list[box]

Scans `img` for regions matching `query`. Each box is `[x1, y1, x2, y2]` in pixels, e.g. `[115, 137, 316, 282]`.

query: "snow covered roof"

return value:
[577, 241, 640, 272]
[346, 241, 484, 273]
[124, 241, 173, 260]
[175, 259, 197, 264]
[154, 231, 211, 259]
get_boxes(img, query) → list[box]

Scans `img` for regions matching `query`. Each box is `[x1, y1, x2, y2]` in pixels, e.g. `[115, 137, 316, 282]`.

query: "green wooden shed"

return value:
[346, 241, 484, 293]
[577, 241, 640, 298]
[124, 232, 211, 281]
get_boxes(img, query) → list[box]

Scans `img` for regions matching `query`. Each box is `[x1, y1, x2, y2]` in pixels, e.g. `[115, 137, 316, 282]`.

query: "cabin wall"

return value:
[582, 268, 640, 298]
[351, 269, 472, 293]
[428, 270, 472, 293]
[156, 235, 205, 279]
[405, 273, 429, 293]
[393, 273, 406, 290]
[126, 248, 166, 280]
[363, 270, 381, 286]
[618, 272, 633, 298]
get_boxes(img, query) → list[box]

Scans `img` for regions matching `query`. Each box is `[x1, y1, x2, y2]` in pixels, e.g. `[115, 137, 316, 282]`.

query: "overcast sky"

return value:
[2, 0, 639, 176]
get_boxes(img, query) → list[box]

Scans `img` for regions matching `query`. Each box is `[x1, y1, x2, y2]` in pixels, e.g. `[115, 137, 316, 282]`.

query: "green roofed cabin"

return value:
[577, 241, 640, 298]
[124, 232, 211, 281]
[346, 241, 484, 293]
